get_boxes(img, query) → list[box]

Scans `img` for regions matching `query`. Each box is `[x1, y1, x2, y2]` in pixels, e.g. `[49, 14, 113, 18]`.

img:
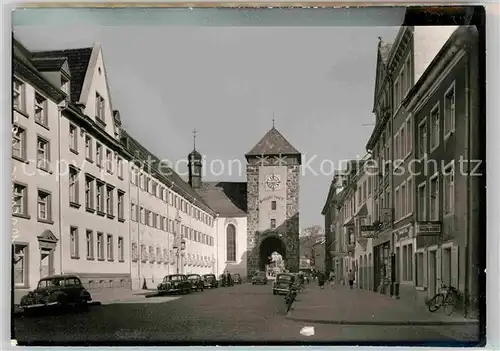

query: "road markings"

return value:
[102, 296, 181, 305]
[300, 326, 315, 336]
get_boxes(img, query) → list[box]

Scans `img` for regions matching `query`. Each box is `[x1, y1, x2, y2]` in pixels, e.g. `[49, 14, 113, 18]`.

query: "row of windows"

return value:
[12, 124, 54, 174]
[73, 168, 126, 220]
[130, 243, 212, 265]
[71, 124, 125, 179]
[13, 183, 54, 223]
[394, 177, 414, 221]
[13, 78, 57, 129]
[130, 203, 214, 246]
[71, 228, 124, 262]
[131, 167, 213, 227]
[417, 82, 456, 159]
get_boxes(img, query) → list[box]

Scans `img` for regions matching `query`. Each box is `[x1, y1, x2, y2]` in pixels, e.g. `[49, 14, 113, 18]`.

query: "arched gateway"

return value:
[245, 126, 301, 275]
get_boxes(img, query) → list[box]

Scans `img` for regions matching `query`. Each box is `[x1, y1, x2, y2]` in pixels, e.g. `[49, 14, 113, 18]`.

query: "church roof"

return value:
[245, 127, 301, 158]
[196, 181, 247, 217]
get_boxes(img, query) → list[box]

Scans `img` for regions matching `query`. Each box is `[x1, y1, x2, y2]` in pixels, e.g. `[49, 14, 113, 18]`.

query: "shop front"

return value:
[373, 229, 391, 294]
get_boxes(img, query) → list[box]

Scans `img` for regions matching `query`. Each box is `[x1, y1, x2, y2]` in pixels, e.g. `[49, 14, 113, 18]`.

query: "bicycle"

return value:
[285, 283, 299, 313]
[427, 284, 459, 316]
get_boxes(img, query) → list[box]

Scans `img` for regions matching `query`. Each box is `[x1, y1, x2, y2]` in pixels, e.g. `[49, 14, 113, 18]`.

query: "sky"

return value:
[13, 8, 401, 229]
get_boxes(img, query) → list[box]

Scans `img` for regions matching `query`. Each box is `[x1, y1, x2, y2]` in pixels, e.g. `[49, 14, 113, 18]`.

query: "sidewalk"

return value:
[286, 285, 479, 326]
[89, 288, 158, 305]
[12, 288, 158, 315]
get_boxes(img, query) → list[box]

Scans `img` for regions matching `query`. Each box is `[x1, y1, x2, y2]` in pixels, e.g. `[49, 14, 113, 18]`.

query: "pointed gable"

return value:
[372, 39, 393, 113]
[245, 126, 301, 158]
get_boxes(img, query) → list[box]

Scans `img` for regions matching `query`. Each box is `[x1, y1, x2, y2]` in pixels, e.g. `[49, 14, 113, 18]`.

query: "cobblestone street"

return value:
[13, 283, 480, 345]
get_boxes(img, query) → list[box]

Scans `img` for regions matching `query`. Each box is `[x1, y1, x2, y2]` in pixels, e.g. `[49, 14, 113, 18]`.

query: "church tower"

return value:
[245, 123, 301, 275]
[188, 130, 202, 189]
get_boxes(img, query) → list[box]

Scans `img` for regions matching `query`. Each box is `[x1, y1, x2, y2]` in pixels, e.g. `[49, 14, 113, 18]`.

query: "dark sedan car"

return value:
[20, 274, 92, 311]
[187, 274, 204, 291]
[231, 273, 242, 284]
[272, 273, 295, 295]
[157, 274, 191, 295]
[202, 274, 218, 288]
[251, 271, 268, 285]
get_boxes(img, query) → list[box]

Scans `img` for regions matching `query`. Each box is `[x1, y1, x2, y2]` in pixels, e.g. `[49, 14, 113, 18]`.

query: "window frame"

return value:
[34, 92, 48, 127]
[429, 102, 440, 153]
[443, 161, 455, 217]
[418, 117, 428, 160]
[12, 124, 27, 161]
[37, 188, 52, 223]
[226, 224, 237, 262]
[69, 123, 78, 153]
[36, 135, 50, 172]
[70, 226, 79, 259]
[417, 181, 427, 221]
[443, 81, 456, 139]
[429, 172, 440, 221]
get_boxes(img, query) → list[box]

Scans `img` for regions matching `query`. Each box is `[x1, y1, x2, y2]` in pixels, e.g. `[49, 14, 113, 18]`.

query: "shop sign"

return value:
[416, 222, 441, 236]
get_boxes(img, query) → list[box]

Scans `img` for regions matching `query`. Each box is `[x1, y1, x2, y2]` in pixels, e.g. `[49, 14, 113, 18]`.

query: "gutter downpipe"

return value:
[387, 70, 396, 297]
[137, 161, 141, 289]
[463, 43, 471, 318]
[57, 103, 64, 276]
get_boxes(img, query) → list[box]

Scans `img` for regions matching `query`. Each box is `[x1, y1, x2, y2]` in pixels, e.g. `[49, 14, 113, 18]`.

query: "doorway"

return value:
[40, 249, 54, 279]
[428, 249, 437, 298]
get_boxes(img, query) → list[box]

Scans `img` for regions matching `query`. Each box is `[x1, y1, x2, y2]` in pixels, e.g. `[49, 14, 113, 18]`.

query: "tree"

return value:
[299, 225, 324, 260]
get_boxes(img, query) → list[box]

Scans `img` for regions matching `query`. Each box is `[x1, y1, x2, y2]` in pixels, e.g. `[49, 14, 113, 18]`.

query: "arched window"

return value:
[226, 224, 236, 262]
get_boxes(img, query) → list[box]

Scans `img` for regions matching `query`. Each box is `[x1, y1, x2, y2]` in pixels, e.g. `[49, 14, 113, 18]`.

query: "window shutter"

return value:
[422, 251, 428, 288]
[436, 248, 442, 289]
[451, 245, 459, 289]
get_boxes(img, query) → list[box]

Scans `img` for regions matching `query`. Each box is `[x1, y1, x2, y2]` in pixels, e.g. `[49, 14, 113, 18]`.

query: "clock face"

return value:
[265, 174, 281, 190]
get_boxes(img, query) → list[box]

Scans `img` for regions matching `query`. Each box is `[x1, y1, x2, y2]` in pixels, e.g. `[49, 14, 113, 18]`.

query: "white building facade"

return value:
[12, 37, 250, 302]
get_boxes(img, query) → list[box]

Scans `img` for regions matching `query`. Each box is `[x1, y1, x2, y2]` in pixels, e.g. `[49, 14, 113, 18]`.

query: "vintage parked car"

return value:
[19, 274, 92, 311]
[202, 274, 218, 288]
[251, 271, 268, 285]
[187, 274, 204, 291]
[157, 274, 191, 295]
[231, 273, 242, 284]
[272, 273, 295, 295]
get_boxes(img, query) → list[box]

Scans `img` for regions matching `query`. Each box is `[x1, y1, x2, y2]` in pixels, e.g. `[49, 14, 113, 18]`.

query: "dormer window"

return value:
[61, 76, 70, 96]
[95, 92, 105, 123]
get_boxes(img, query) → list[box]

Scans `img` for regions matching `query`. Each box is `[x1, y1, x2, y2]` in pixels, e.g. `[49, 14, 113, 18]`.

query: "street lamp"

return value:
[173, 211, 185, 274]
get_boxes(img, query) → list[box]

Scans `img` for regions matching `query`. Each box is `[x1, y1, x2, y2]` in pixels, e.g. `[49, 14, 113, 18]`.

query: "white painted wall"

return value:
[214, 216, 248, 277]
[59, 117, 130, 278]
[12, 76, 62, 300]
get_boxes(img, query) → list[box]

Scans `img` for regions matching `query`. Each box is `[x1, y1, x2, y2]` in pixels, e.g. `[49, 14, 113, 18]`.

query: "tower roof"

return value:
[189, 149, 202, 160]
[245, 126, 301, 158]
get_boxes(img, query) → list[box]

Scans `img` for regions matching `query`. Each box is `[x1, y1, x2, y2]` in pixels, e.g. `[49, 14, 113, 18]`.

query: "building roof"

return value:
[245, 126, 301, 157]
[13, 38, 67, 103]
[31, 47, 93, 102]
[120, 130, 216, 216]
[195, 181, 247, 217]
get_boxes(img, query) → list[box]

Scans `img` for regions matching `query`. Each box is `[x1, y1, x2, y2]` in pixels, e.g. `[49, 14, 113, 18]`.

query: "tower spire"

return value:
[192, 129, 198, 150]
[272, 112, 276, 129]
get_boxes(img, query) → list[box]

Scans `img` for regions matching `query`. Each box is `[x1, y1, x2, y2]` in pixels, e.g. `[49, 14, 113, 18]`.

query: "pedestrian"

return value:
[329, 270, 336, 290]
[318, 271, 325, 289]
[348, 269, 355, 289]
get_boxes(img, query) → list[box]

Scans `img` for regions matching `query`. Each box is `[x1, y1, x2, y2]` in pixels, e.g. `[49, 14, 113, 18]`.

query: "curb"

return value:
[285, 315, 479, 326]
